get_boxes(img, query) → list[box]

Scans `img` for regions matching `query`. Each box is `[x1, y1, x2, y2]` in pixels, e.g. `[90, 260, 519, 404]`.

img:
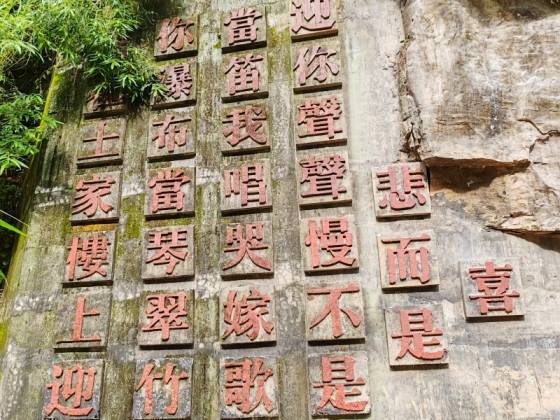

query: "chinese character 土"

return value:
[297, 96, 343, 140]
[156, 17, 195, 56]
[312, 355, 368, 414]
[151, 114, 190, 154]
[66, 233, 111, 283]
[223, 223, 272, 272]
[223, 7, 264, 48]
[72, 174, 116, 218]
[304, 217, 356, 271]
[224, 54, 265, 98]
[223, 288, 274, 342]
[468, 261, 520, 315]
[44, 363, 98, 417]
[390, 308, 446, 362]
[308, 283, 362, 339]
[146, 228, 189, 276]
[136, 362, 189, 416]
[375, 163, 430, 215]
[142, 292, 190, 342]
[223, 162, 269, 209]
[381, 234, 432, 287]
[223, 105, 267, 149]
[291, 0, 336, 37]
[293, 44, 339, 88]
[148, 168, 192, 214]
[224, 358, 275, 415]
[299, 153, 347, 200]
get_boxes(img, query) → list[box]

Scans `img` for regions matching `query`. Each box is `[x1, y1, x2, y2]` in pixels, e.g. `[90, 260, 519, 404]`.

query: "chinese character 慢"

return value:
[305, 217, 356, 269]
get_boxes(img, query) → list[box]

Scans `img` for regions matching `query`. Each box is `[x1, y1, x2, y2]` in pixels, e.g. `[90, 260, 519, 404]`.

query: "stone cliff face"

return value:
[0, 1, 559, 419]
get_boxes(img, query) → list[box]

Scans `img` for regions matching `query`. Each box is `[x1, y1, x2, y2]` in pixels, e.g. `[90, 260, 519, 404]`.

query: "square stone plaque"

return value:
[70, 171, 121, 225]
[152, 60, 197, 109]
[460, 258, 524, 321]
[308, 352, 370, 417]
[384, 305, 449, 368]
[148, 107, 196, 161]
[54, 290, 112, 352]
[220, 356, 278, 418]
[292, 38, 342, 93]
[220, 284, 276, 346]
[372, 162, 432, 219]
[297, 148, 352, 208]
[142, 225, 194, 282]
[137, 289, 194, 349]
[154, 16, 198, 60]
[300, 214, 359, 274]
[290, 0, 338, 41]
[306, 280, 365, 342]
[83, 92, 126, 119]
[220, 221, 273, 279]
[221, 158, 272, 215]
[77, 118, 125, 168]
[221, 102, 270, 155]
[63, 229, 116, 287]
[377, 230, 440, 291]
[133, 357, 193, 419]
[222, 6, 267, 52]
[222, 49, 269, 102]
[294, 92, 347, 149]
[144, 167, 195, 219]
[43, 359, 104, 419]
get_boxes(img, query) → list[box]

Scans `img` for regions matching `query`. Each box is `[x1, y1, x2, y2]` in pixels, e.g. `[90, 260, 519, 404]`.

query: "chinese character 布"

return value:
[151, 113, 191, 155]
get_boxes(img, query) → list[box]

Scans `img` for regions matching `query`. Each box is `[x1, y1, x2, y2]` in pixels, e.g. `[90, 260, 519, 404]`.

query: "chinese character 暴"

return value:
[291, 0, 336, 39]
[223, 104, 267, 150]
[468, 261, 521, 315]
[223, 7, 264, 49]
[223, 288, 274, 342]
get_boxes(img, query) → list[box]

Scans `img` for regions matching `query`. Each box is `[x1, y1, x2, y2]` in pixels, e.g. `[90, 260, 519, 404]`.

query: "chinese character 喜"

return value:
[468, 261, 520, 315]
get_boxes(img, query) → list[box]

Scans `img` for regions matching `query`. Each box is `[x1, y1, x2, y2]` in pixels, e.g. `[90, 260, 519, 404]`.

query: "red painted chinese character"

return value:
[224, 358, 274, 414]
[300, 153, 347, 199]
[142, 292, 189, 341]
[161, 64, 193, 99]
[44, 364, 97, 417]
[86, 92, 125, 113]
[80, 121, 120, 160]
[376, 164, 427, 211]
[72, 174, 116, 217]
[225, 54, 263, 96]
[223, 105, 267, 147]
[308, 283, 362, 339]
[382, 234, 431, 285]
[223, 223, 271, 271]
[223, 288, 273, 341]
[136, 362, 189, 416]
[224, 163, 268, 207]
[57, 295, 101, 345]
[146, 228, 189, 275]
[148, 168, 191, 213]
[291, 0, 336, 35]
[157, 17, 195, 54]
[391, 309, 445, 361]
[313, 356, 367, 412]
[298, 96, 342, 139]
[468, 261, 520, 315]
[305, 218, 355, 268]
[294, 45, 339, 86]
[224, 8, 263, 46]
[66, 234, 111, 282]
[152, 114, 190, 153]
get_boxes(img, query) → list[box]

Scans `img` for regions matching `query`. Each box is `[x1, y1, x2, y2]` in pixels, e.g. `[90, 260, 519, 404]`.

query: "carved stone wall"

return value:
[0, 1, 559, 419]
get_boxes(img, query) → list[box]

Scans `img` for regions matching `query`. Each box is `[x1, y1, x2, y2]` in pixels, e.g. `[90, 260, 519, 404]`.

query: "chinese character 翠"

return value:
[142, 293, 190, 341]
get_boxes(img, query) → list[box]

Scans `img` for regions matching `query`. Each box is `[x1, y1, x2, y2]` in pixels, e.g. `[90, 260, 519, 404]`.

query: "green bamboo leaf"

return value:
[0, 219, 26, 237]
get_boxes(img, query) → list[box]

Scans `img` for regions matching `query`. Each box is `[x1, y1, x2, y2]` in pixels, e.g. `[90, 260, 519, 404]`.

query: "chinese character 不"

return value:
[291, 0, 336, 36]
[146, 228, 189, 275]
[224, 8, 263, 47]
[382, 234, 431, 285]
[152, 114, 190, 154]
[300, 153, 347, 200]
[223, 163, 268, 207]
[148, 168, 191, 214]
[223, 105, 267, 148]
[44, 364, 97, 417]
[156, 17, 195, 55]
[298, 96, 343, 139]
[223, 288, 274, 341]
[376, 164, 428, 211]
[66, 233, 111, 282]
[223, 223, 271, 271]
[72, 174, 116, 218]
[225, 54, 264, 97]
[312, 355, 367, 413]
[142, 293, 190, 341]
[224, 358, 275, 415]
[136, 362, 189, 416]
[305, 218, 355, 269]
[468, 261, 520, 315]
[294, 45, 339, 87]
[391, 309, 445, 361]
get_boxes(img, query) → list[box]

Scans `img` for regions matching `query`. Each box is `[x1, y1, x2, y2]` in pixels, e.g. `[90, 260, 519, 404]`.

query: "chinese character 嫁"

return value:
[222, 160, 271, 214]
[222, 104, 269, 154]
[155, 16, 197, 59]
[71, 172, 120, 224]
[145, 167, 194, 218]
[221, 357, 278, 417]
[293, 40, 340, 92]
[223, 53, 268, 101]
[291, 0, 337, 40]
[222, 7, 266, 50]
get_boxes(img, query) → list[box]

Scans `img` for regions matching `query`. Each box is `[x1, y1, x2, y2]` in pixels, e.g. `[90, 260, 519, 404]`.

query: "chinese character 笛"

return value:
[291, 0, 337, 39]
[155, 17, 196, 58]
[224, 54, 267, 100]
[293, 43, 340, 91]
[223, 7, 265, 49]
[222, 288, 274, 343]
[223, 104, 268, 151]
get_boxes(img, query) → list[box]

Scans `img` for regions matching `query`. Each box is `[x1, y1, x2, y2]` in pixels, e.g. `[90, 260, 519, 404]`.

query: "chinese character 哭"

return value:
[223, 7, 265, 49]
[155, 17, 196, 58]
[299, 153, 348, 203]
[291, 0, 337, 39]
[223, 288, 274, 343]
[222, 223, 272, 273]
[223, 104, 268, 151]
